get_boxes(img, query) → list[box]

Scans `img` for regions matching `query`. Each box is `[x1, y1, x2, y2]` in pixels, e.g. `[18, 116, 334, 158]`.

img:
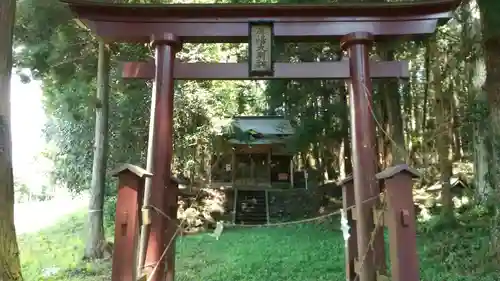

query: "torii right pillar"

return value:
[342, 31, 422, 281]
[341, 32, 379, 281]
[143, 33, 180, 281]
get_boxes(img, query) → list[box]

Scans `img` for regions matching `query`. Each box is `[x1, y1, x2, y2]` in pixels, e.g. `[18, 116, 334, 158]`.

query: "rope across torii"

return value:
[60, 1, 462, 281]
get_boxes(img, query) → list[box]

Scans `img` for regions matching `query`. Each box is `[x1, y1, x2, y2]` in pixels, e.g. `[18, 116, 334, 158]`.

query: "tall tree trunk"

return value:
[385, 83, 406, 165]
[473, 88, 492, 200]
[478, 0, 500, 249]
[430, 39, 454, 216]
[321, 85, 335, 180]
[376, 47, 407, 167]
[375, 81, 391, 169]
[479, 0, 500, 196]
[84, 41, 110, 259]
[419, 43, 431, 167]
[371, 80, 386, 169]
[466, 6, 490, 199]
[452, 92, 463, 161]
[0, 0, 23, 280]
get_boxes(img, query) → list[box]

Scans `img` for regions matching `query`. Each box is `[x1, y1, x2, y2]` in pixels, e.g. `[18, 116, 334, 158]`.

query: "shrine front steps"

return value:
[235, 190, 268, 225]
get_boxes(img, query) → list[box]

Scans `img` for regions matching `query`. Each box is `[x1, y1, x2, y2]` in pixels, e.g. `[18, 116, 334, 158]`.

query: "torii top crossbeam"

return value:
[62, 0, 461, 43]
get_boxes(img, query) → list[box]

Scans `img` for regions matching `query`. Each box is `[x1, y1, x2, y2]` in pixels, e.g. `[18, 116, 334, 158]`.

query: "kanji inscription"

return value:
[249, 22, 273, 76]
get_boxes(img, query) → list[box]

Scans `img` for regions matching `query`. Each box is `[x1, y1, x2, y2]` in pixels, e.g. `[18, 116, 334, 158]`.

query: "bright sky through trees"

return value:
[10, 74, 48, 191]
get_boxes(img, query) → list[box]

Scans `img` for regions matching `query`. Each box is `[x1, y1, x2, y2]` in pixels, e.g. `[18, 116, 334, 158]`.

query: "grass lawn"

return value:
[18, 210, 112, 281]
[18, 209, 497, 281]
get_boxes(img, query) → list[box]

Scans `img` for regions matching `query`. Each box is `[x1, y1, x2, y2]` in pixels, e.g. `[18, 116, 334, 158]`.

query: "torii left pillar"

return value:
[143, 33, 181, 281]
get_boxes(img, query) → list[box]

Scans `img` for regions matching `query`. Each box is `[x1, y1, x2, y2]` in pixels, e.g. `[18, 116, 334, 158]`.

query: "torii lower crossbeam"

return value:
[122, 60, 408, 80]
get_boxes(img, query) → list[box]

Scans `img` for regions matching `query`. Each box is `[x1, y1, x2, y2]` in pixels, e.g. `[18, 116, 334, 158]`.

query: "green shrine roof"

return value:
[214, 116, 295, 145]
[232, 116, 295, 135]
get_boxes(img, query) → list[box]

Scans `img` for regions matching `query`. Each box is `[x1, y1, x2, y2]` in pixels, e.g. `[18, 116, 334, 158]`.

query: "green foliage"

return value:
[14, 179, 30, 203]
[14, 0, 274, 188]
[103, 196, 117, 225]
[418, 206, 497, 278]
[13, 0, 364, 192]
[477, 0, 500, 39]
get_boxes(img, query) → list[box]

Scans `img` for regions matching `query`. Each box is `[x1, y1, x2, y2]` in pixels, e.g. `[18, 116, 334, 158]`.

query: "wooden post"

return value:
[250, 154, 255, 186]
[268, 149, 272, 186]
[265, 190, 270, 224]
[376, 164, 420, 281]
[232, 188, 238, 224]
[338, 175, 357, 281]
[304, 170, 308, 190]
[164, 177, 181, 281]
[110, 164, 152, 281]
[290, 157, 294, 188]
[231, 148, 236, 185]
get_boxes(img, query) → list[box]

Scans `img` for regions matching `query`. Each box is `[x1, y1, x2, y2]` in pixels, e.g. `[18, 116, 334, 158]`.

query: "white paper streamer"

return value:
[340, 209, 350, 246]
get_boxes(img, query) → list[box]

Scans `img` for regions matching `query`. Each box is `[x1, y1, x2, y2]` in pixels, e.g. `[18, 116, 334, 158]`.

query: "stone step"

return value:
[235, 190, 269, 225]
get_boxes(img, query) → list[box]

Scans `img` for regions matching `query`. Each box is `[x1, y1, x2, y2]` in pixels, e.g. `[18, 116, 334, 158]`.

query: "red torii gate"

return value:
[61, 1, 461, 281]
